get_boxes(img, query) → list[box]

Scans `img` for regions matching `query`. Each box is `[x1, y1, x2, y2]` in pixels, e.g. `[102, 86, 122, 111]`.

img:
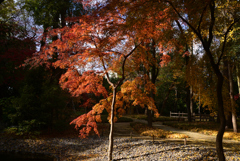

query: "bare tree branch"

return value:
[218, 17, 240, 65]
[166, 0, 204, 43]
[117, 42, 142, 87]
[197, 4, 208, 33]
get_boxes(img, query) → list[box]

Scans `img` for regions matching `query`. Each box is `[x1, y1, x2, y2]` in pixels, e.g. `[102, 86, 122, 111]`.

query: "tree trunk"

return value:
[216, 73, 226, 161]
[186, 85, 192, 122]
[223, 59, 232, 129]
[147, 39, 158, 127]
[170, 2, 227, 159]
[228, 63, 237, 133]
[204, 50, 225, 160]
[237, 65, 240, 95]
[147, 107, 152, 127]
[108, 87, 116, 161]
[174, 87, 178, 112]
[232, 112, 237, 133]
[185, 54, 192, 122]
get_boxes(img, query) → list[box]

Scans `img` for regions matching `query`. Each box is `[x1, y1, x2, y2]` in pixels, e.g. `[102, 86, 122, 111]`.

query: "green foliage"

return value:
[24, 0, 85, 28]
[1, 66, 72, 133]
[0, 0, 19, 21]
[155, 52, 191, 115]
[3, 119, 42, 136]
[4, 127, 18, 134]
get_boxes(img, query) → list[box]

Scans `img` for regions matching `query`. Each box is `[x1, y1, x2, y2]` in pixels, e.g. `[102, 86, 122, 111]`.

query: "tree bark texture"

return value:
[215, 74, 226, 161]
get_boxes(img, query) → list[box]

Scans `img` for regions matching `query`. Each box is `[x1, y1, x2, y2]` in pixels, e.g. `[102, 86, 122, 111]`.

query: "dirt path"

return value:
[112, 117, 240, 151]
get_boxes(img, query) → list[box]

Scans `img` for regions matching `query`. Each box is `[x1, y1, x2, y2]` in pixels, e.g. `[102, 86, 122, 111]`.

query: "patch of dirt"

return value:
[114, 122, 139, 137]
[97, 122, 139, 137]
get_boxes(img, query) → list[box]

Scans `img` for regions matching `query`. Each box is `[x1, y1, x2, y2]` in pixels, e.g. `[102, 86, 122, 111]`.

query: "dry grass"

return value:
[130, 122, 189, 139]
[164, 121, 240, 141]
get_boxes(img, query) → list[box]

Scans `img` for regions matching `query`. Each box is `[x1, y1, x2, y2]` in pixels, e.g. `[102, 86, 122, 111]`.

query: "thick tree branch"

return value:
[208, 0, 215, 47]
[197, 5, 208, 33]
[166, 1, 204, 43]
[175, 20, 184, 35]
[117, 42, 142, 87]
[167, 0, 218, 76]
[102, 42, 142, 88]
[101, 57, 114, 87]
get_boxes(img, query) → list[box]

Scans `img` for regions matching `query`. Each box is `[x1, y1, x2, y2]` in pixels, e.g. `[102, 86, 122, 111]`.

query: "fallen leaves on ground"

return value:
[130, 123, 189, 139]
[164, 122, 240, 141]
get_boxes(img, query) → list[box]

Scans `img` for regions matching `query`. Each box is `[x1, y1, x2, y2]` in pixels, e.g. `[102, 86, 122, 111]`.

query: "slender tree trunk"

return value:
[232, 113, 237, 133]
[144, 66, 153, 127]
[108, 87, 116, 161]
[185, 55, 192, 122]
[204, 49, 225, 160]
[198, 87, 202, 121]
[223, 59, 232, 128]
[228, 63, 237, 133]
[237, 65, 240, 94]
[186, 84, 192, 122]
[105, 43, 141, 161]
[174, 87, 178, 112]
[190, 86, 193, 114]
[216, 73, 226, 161]
[147, 107, 152, 127]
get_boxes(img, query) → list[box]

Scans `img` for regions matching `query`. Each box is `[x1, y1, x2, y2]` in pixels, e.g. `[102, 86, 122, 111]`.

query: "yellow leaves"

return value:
[120, 77, 159, 116]
[91, 75, 159, 125]
[166, 133, 189, 139]
[93, 98, 111, 115]
[131, 123, 189, 139]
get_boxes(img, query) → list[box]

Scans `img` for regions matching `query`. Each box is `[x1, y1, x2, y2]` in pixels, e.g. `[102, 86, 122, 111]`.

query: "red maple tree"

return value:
[25, 6, 162, 159]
